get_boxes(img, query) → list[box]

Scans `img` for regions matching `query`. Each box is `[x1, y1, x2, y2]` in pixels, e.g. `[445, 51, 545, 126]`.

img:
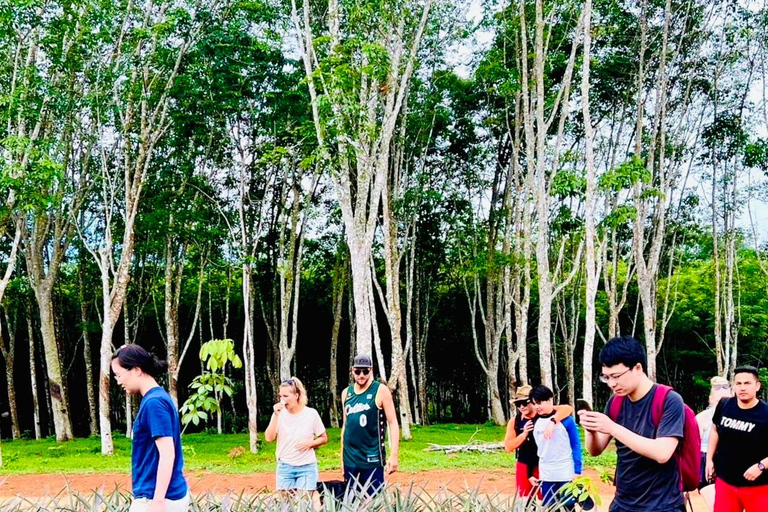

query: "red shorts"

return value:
[515, 461, 540, 497]
[714, 477, 768, 512]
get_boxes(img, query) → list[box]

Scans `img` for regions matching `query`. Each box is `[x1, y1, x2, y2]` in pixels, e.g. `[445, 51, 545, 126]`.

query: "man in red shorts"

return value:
[706, 365, 768, 512]
[503, 385, 572, 500]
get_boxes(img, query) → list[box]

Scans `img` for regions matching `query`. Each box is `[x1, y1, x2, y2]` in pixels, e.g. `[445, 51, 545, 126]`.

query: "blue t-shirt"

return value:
[132, 387, 187, 500]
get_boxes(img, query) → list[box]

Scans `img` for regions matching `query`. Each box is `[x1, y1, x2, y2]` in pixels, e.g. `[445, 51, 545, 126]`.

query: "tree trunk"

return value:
[164, 233, 183, 404]
[518, 0, 582, 390]
[79, 257, 98, 436]
[0, 312, 20, 439]
[581, 0, 597, 405]
[243, 262, 259, 453]
[329, 249, 346, 429]
[292, 0, 433, 359]
[408, 336, 420, 425]
[397, 372, 412, 439]
[99, 314, 115, 454]
[0, 220, 22, 305]
[347, 245, 375, 355]
[33, 286, 73, 442]
[27, 311, 41, 440]
[632, 0, 672, 380]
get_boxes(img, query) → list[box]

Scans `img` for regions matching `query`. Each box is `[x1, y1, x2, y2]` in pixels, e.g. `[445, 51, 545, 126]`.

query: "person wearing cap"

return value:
[340, 354, 399, 495]
[695, 375, 732, 511]
[503, 384, 573, 500]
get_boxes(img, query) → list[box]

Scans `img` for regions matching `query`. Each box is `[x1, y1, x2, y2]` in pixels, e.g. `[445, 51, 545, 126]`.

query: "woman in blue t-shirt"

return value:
[112, 344, 189, 512]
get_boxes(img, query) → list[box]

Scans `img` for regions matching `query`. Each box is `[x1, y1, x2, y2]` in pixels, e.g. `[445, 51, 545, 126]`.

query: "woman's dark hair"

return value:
[112, 344, 168, 378]
[530, 385, 554, 404]
[599, 335, 647, 373]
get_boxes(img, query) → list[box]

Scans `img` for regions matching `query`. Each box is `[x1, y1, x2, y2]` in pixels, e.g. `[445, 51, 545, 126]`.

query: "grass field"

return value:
[0, 424, 616, 474]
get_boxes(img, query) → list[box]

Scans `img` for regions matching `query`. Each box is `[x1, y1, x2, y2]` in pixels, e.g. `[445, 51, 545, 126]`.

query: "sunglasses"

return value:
[514, 400, 530, 408]
[282, 379, 295, 386]
[353, 368, 371, 376]
[713, 384, 730, 391]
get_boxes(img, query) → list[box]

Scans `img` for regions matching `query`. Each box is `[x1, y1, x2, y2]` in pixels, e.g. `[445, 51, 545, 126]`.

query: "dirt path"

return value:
[0, 470, 707, 511]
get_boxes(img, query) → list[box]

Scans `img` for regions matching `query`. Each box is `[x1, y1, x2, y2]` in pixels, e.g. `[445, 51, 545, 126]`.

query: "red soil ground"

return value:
[0, 469, 707, 511]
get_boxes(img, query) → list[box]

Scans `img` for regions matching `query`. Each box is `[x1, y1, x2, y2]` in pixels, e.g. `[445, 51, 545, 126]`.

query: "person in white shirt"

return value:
[265, 377, 328, 495]
[695, 375, 732, 511]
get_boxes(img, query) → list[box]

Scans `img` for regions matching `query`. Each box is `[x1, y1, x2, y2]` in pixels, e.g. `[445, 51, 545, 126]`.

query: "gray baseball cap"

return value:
[353, 354, 373, 367]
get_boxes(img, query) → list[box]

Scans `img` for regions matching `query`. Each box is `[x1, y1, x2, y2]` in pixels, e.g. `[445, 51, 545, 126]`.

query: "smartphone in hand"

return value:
[576, 398, 593, 412]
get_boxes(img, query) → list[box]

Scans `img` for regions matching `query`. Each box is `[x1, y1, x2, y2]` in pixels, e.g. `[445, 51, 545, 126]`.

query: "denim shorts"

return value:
[276, 460, 319, 491]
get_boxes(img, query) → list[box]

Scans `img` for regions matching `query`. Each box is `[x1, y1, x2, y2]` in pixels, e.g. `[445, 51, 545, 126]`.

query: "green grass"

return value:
[0, 424, 616, 475]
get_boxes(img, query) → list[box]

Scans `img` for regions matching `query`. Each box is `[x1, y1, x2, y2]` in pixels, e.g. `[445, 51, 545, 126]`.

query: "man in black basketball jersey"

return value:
[340, 354, 399, 495]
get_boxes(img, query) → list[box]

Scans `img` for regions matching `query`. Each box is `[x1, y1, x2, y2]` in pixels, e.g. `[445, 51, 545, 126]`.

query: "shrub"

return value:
[0, 485, 593, 512]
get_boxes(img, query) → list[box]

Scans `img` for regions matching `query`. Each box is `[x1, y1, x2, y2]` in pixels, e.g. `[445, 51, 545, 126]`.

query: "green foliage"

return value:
[180, 339, 243, 428]
[745, 138, 768, 172]
[561, 475, 602, 508]
[600, 157, 650, 192]
[551, 168, 586, 198]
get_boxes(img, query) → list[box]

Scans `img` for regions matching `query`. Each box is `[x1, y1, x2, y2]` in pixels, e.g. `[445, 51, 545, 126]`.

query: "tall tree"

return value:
[3, 0, 101, 442]
[292, 0, 434, 356]
[517, 0, 585, 388]
[79, 0, 211, 454]
[581, 0, 599, 405]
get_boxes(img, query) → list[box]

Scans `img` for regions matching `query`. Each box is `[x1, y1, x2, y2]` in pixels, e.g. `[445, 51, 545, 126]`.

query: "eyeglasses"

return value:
[353, 368, 371, 376]
[113, 368, 131, 381]
[713, 384, 730, 391]
[599, 368, 632, 384]
[514, 400, 530, 408]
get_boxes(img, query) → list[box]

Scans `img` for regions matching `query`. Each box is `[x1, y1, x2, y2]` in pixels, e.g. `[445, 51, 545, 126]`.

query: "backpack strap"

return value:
[651, 384, 672, 428]
[607, 394, 623, 488]
[608, 394, 623, 421]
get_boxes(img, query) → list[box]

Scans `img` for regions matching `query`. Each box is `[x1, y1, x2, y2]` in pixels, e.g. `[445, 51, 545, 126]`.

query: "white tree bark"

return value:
[519, 0, 584, 388]
[81, 0, 200, 454]
[27, 310, 41, 440]
[292, 0, 434, 358]
[581, 0, 599, 405]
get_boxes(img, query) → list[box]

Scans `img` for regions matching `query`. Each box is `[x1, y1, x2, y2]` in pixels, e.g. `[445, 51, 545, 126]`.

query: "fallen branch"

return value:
[424, 442, 504, 454]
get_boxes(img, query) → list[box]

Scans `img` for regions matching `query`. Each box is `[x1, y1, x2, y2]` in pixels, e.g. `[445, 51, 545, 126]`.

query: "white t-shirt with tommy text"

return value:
[276, 406, 326, 466]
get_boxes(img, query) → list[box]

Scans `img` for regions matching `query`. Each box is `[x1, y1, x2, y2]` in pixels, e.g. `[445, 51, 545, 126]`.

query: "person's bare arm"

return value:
[504, 418, 524, 452]
[315, 431, 329, 447]
[149, 436, 175, 512]
[706, 423, 719, 481]
[587, 431, 612, 455]
[340, 387, 348, 473]
[579, 410, 678, 463]
[264, 404, 281, 443]
[297, 431, 328, 451]
[504, 418, 535, 452]
[553, 404, 573, 422]
[377, 384, 400, 474]
[578, 410, 612, 455]
[542, 404, 576, 439]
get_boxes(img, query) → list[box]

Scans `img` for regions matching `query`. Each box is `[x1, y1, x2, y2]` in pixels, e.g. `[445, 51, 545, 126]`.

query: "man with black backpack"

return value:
[579, 336, 688, 512]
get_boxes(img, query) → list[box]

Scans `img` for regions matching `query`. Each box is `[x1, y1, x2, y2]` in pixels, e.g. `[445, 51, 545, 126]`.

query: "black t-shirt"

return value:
[606, 384, 685, 512]
[712, 397, 768, 487]
[514, 416, 539, 468]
